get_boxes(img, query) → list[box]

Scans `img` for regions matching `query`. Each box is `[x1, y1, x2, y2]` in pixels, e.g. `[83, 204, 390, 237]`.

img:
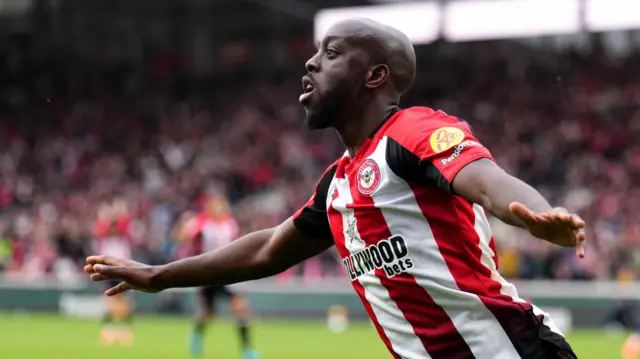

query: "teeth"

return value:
[305, 84, 313, 92]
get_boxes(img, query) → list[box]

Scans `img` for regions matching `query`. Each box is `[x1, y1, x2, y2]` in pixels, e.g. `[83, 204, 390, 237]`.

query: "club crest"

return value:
[357, 159, 381, 195]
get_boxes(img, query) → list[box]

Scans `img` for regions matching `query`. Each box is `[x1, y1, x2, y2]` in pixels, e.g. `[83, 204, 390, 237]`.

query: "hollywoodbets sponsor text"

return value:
[343, 236, 413, 281]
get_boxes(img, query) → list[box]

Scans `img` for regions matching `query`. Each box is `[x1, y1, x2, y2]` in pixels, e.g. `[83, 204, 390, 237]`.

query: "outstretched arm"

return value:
[452, 159, 550, 228]
[385, 111, 586, 258]
[86, 218, 333, 296]
[452, 158, 585, 257]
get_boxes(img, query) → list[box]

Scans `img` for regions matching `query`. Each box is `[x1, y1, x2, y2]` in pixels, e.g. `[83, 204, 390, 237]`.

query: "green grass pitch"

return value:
[0, 313, 628, 358]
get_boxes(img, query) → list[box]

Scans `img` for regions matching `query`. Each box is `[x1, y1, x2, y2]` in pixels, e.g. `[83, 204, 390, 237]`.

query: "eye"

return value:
[326, 49, 338, 59]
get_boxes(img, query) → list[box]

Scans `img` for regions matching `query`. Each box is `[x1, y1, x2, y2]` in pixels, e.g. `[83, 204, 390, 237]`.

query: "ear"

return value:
[364, 64, 389, 89]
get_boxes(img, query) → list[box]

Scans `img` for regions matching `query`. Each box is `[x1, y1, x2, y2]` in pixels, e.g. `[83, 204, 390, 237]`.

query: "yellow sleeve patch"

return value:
[429, 127, 465, 154]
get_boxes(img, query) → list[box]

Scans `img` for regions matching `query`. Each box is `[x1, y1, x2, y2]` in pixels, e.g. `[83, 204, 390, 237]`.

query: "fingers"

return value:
[90, 273, 114, 282]
[548, 210, 571, 223]
[575, 229, 586, 259]
[570, 214, 586, 229]
[87, 264, 124, 281]
[85, 256, 129, 277]
[85, 262, 128, 282]
[84, 263, 108, 274]
[85, 256, 136, 296]
[86, 255, 106, 265]
[510, 204, 587, 257]
[86, 255, 121, 266]
[546, 211, 585, 229]
[508, 202, 538, 224]
[84, 264, 95, 274]
[93, 264, 125, 277]
[548, 211, 586, 257]
[105, 281, 132, 296]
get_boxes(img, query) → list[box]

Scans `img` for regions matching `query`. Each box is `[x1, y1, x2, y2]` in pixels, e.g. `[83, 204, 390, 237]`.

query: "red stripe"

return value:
[410, 185, 537, 351]
[410, 186, 516, 302]
[482, 208, 500, 269]
[489, 236, 499, 269]
[327, 187, 399, 359]
[345, 138, 474, 358]
[352, 280, 402, 359]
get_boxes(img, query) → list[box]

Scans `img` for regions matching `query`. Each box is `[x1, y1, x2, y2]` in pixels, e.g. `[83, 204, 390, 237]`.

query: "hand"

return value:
[84, 256, 164, 296]
[509, 202, 586, 258]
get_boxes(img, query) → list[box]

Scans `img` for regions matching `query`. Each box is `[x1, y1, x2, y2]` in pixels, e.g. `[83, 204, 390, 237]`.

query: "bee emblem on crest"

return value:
[357, 159, 381, 196]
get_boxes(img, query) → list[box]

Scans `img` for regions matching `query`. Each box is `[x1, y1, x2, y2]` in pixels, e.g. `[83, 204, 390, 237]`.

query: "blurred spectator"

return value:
[1, 37, 639, 283]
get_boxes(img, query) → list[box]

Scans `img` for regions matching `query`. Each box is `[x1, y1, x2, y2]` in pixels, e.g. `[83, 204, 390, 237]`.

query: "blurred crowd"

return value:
[1, 38, 639, 283]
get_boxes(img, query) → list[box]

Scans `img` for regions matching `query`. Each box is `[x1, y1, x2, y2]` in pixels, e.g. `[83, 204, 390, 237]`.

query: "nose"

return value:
[305, 54, 319, 73]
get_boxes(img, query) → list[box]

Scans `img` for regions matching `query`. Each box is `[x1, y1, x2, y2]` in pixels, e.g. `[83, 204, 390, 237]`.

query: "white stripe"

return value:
[368, 137, 521, 359]
[472, 205, 563, 336]
[332, 176, 431, 359]
[472, 204, 522, 300]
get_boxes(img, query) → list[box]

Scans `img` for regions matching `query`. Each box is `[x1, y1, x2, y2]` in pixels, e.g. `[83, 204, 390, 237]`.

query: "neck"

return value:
[336, 101, 397, 157]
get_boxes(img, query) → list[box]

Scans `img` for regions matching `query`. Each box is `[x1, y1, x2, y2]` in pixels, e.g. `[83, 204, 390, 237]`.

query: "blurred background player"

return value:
[93, 198, 135, 345]
[173, 195, 261, 359]
[622, 330, 640, 359]
[618, 300, 640, 359]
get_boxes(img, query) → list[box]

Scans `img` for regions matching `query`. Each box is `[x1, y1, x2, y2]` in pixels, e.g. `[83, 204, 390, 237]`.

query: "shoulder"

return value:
[382, 106, 474, 157]
[316, 159, 340, 190]
[292, 160, 340, 236]
[297, 159, 340, 216]
[321, 159, 340, 177]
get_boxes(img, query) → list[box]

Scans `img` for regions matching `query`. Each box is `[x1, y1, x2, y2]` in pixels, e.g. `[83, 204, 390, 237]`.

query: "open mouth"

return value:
[299, 77, 315, 104]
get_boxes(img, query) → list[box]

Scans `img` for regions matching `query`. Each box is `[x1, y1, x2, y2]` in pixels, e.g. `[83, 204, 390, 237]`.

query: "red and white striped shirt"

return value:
[94, 217, 133, 260]
[183, 214, 239, 255]
[293, 107, 564, 359]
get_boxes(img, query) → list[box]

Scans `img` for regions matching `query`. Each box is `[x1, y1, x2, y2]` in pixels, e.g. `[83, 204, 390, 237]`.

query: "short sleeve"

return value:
[292, 164, 338, 239]
[384, 107, 494, 192]
[419, 121, 494, 182]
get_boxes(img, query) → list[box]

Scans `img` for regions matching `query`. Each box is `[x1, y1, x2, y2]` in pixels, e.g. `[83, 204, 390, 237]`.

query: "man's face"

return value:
[300, 32, 367, 130]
